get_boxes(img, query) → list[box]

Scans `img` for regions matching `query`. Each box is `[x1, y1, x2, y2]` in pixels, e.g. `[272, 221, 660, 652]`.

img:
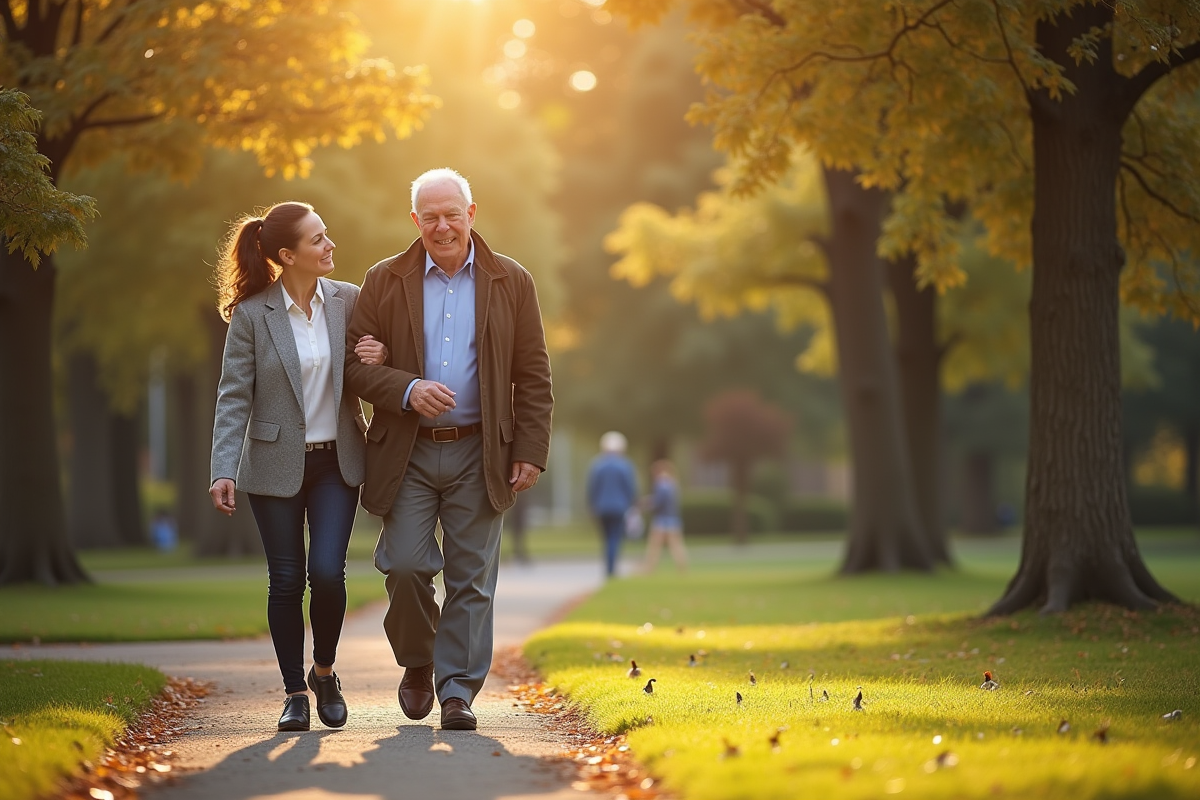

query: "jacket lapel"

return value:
[263, 281, 305, 412]
[323, 278, 346, 409]
[401, 258, 425, 375]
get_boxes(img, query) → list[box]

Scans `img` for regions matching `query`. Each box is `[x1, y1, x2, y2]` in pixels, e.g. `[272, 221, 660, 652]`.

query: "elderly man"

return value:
[345, 168, 553, 730]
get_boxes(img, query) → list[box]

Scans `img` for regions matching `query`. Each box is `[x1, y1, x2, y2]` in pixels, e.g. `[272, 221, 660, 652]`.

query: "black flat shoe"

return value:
[278, 694, 310, 731]
[307, 666, 348, 728]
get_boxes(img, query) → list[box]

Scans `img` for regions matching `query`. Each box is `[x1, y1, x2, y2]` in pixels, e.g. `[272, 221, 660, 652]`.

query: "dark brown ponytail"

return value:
[214, 201, 314, 321]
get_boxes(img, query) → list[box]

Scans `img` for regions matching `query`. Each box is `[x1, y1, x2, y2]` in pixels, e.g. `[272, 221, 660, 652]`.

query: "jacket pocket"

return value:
[248, 420, 280, 442]
[499, 418, 514, 444]
[366, 422, 388, 443]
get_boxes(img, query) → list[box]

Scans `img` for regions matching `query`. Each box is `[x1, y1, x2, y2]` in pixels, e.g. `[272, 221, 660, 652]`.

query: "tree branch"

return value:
[775, 0, 956, 79]
[1118, 39, 1200, 119]
[990, 0, 1030, 96]
[96, 0, 143, 45]
[1119, 160, 1200, 226]
[735, 0, 786, 29]
[71, 0, 85, 48]
[81, 112, 162, 131]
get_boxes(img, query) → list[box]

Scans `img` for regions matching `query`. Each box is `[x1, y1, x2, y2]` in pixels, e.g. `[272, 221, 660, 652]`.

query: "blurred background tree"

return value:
[698, 389, 792, 545]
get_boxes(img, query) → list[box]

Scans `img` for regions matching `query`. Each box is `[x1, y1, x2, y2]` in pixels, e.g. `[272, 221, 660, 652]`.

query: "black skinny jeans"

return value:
[247, 448, 358, 694]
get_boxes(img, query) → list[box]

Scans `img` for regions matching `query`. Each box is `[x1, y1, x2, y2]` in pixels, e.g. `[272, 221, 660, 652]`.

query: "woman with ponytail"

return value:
[210, 201, 386, 731]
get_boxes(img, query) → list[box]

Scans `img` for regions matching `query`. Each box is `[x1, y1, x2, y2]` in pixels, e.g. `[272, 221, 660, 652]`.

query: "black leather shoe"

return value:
[439, 697, 477, 731]
[398, 663, 435, 720]
[307, 666, 348, 728]
[277, 694, 310, 731]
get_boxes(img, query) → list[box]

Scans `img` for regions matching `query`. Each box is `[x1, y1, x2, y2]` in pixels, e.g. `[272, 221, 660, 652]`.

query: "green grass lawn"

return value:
[0, 573, 385, 643]
[525, 537, 1200, 800]
[0, 659, 165, 800]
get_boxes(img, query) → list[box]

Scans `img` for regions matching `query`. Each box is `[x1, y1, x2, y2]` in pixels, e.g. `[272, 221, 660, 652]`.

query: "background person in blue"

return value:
[586, 431, 639, 578]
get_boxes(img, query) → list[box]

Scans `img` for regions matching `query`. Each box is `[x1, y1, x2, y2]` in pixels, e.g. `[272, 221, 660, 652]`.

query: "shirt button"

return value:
[448, 289, 453, 294]
[443, 361, 448, 366]
[446, 313, 451, 318]
[445, 337, 450, 342]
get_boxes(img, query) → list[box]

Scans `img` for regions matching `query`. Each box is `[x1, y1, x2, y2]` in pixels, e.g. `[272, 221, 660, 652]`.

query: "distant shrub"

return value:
[1128, 485, 1196, 526]
[778, 498, 849, 532]
[680, 491, 777, 536]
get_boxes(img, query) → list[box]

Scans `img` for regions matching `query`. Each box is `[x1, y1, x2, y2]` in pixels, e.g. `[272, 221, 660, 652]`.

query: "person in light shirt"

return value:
[209, 201, 385, 732]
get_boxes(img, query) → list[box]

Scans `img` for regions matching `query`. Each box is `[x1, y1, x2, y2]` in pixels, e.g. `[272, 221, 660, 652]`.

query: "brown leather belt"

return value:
[417, 423, 482, 443]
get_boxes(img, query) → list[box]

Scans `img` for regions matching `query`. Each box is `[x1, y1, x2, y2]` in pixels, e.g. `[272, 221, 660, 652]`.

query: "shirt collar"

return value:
[425, 239, 476, 279]
[280, 279, 324, 314]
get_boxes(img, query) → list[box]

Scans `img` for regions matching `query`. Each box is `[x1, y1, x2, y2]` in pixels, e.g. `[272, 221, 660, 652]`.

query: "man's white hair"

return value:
[411, 168, 473, 212]
[600, 431, 628, 454]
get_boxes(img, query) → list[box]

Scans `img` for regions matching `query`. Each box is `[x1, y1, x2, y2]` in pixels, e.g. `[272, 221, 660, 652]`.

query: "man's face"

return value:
[411, 179, 476, 273]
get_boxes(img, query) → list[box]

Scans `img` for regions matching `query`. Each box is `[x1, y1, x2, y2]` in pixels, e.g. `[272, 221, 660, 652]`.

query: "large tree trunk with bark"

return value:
[0, 251, 89, 585]
[989, 6, 1175, 614]
[960, 451, 998, 535]
[1183, 426, 1199, 527]
[889, 253, 951, 564]
[111, 408, 146, 545]
[187, 310, 262, 557]
[824, 169, 933, 572]
[67, 353, 123, 548]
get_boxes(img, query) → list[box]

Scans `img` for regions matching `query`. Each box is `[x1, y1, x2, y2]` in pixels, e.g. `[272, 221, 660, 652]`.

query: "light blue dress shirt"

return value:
[402, 242, 481, 427]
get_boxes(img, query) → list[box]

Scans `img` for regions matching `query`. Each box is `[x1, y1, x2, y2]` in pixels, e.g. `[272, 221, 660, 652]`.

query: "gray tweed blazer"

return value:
[210, 278, 367, 496]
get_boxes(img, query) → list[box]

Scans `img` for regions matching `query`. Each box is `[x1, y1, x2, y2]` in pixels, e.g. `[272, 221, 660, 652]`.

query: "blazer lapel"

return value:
[402, 259, 425, 375]
[323, 278, 346, 408]
[263, 281, 305, 412]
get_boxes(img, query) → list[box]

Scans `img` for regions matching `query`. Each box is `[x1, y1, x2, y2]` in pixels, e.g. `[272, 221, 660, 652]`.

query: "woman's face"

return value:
[279, 211, 335, 278]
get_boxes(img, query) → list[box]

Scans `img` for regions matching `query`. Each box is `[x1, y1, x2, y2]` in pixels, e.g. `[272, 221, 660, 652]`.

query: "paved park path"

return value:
[5, 559, 610, 800]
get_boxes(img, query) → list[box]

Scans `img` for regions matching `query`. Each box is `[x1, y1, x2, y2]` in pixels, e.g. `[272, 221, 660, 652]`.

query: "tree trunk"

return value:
[67, 353, 123, 549]
[823, 168, 933, 572]
[111, 408, 146, 545]
[960, 451, 997, 535]
[1183, 426, 1198, 527]
[187, 310, 263, 557]
[730, 461, 750, 545]
[989, 6, 1175, 613]
[0, 250, 89, 585]
[889, 253, 951, 563]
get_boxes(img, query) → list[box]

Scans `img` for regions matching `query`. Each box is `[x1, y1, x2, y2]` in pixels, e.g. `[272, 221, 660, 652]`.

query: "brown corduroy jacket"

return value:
[344, 231, 553, 516]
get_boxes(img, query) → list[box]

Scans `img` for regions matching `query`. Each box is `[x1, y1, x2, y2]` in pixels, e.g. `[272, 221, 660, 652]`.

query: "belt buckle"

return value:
[305, 442, 315, 452]
[431, 426, 458, 443]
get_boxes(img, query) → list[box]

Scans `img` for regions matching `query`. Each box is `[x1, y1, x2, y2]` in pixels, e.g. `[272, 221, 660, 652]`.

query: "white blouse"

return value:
[280, 282, 338, 444]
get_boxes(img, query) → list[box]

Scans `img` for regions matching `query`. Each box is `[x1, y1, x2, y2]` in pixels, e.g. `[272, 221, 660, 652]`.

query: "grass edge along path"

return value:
[0, 659, 166, 800]
[525, 570, 1200, 800]
[0, 574, 385, 644]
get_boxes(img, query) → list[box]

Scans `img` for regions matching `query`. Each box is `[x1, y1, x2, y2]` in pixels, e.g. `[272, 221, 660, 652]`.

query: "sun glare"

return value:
[513, 19, 535, 39]
[568, 69, 597, 92]
[503, 39, 527, 59]
[498, 90, 521, 110]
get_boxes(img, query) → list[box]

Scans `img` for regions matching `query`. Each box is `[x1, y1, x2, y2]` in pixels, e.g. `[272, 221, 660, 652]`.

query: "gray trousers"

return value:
[374, 434, 503, 704]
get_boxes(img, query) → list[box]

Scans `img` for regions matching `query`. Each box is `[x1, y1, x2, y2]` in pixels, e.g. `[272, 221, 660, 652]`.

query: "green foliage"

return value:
[0, 90, 95, 265]
[527, 556, 1200, 800]
[607, 0, 1200, 322]
[0, 1, 437, 182]
[0, 659, 165, 800]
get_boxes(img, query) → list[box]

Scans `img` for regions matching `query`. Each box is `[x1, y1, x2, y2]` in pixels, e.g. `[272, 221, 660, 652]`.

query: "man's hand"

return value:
[409, 379, 457, 419]
[510, 461, 539, 492]
[210, 478, 237, 515]
[355, 334, 388, 365]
